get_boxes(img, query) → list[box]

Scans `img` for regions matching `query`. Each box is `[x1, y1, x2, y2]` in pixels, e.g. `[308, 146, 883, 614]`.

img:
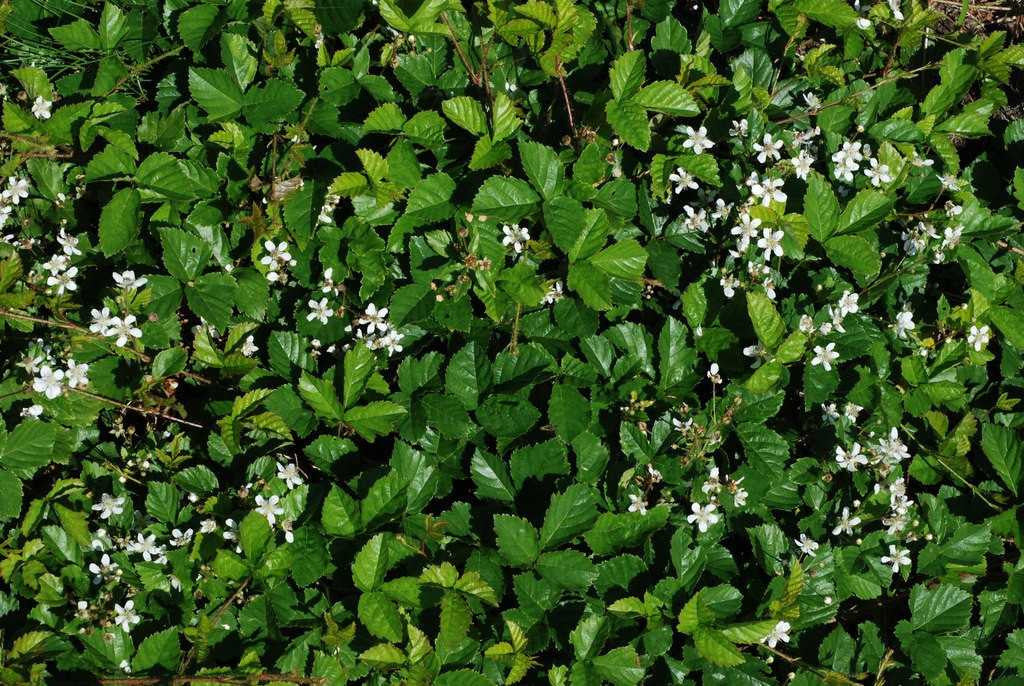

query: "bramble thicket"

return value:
[2, 0, 1024, 684]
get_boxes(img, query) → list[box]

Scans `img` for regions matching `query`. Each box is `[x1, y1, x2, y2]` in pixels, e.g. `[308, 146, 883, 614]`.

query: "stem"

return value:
[625, 1, 635, 51]
[179, 579, 251, 673]
[441, 13, 481, 85]
[70, 388, 205, 429]
[98, 675, 325, 686]
[0, 308, 211, 385]
[555, 58, 576, 136]
[110, 45, 187, 95]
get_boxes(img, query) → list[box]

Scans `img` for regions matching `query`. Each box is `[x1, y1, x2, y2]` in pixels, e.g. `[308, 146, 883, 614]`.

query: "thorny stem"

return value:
[760, 645, 865, 685]
[69, 388, 205, 429]
[111, 45, 187, 96]
[98, 675, 325, 685]
[0, 308, 211, 385]
[442, 13, 481, 86]
[625, 1, 635, 51]
[997, 240, 1024, 257]
[509, 303, 522, 353]
[556, 58, 576, 136]
[179, 579, 251, 673]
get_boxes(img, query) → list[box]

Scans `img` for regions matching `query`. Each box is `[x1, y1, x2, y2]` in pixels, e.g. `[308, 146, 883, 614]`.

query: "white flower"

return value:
[877, 427, 911, 464]
[753, 133, 784, 164]
[109, 315, 143, 347]
[835, 443, 868, 472]
[33, 366, 65, 399]
[379, 329, 404, 356]
[170, 528, 193, 547]
[89, 307, 116, 335]
[967, 324, 990, 351]
[702, 466, 722, 495]
[811, 343, 839, 371]
[46, 265, 78, 295]
[22, 403, 44, 418]
[856, 17, 872, 29]
[864, 158, 892, 187]
[837, 290, 860, 317]
[255, 494, 284, 526]
[791, 150, 813, 180]
[682, 125, 714, 154]
[501, 223, 531, 254]
[940, 175, 961, 192]
[794, 534, 819, 557]
[894, 310, 915, 339]
[65, 360, 89, 388]
[750, 176, 787, 206]
[720, 274, 739, 298]
[129, 534, 164, 562]
[200, 519, 218, 534]
[362, 303, 390, 334]
[687, 502, 720, 532]
[113, 600, 140, 633]
[762, 620, 791, 648]
[241, 335, 259, 357]
[706, 362, 722, 385]
[756, 228, 785, 261]
[730, 119, 749, 137]
[113, 270, 147, 290]
[844, 403, 863, 422]
[831, 506, 862, 536]
[627, 493, 647, 515]
[542, 281, 564, 305]
[888, 0, 904, 19]
[743, 343, 766, 368]
[119, 659, 132, 673]
[31, 96, 53, 120]
[731, 213, 762, 251]
[42, 254, 69, 274]
[261, 240, 292, 265]
[732, 480, 748, 507]
[277, 462, 304, 490]
[307, 297, 333, 324]
[881, 544, 911, 573]
[668, 168, 699, 194]
[5, 177, 30, 204]
[57, 228, 81, 256]
[92, 493, 125, 520]
[803, 92, 821, 110]
[281, 519, 295, 544]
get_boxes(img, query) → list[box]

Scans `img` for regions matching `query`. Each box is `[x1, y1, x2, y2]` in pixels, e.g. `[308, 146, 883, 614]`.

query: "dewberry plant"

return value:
[1, 0, 1024, 684]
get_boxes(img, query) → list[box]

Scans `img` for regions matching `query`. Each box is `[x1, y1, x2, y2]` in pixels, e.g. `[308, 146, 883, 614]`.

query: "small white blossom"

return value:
[687, 502, 720, 532]
[109, 315, 143, 347]
[791, 150, 813, 180]
[112, 271, 147, 290]
[753, 133, 784, 164]
[762, 620, 791, 648]
[835, 443, 868, 472]
[682, 125, 714, 154]
[627, 493, 647, 515]
[33, 366, 65, 399]
[92, 493, 125, 519]
[255, 494, 284, 526]
[113, 600, 140, 633]
[31, 96, 53, 120]
[64, 360, 89, 389]
[812, 343, 839, 371]
[756, 228, 785, 261]
[277, 462, 304, 490]
[881, 544, 911, 573]
[894, 309, 915, 339]
[307, 297, 333, 324]
[794, 534, 819, 557]
[501, 223, 531, 254]
[241, 335, 259, 357]
[967, 324, 990, 351]
[831, 506, 862, 536]
[668, 168, 699, 194]
[542, 281, 564, 305]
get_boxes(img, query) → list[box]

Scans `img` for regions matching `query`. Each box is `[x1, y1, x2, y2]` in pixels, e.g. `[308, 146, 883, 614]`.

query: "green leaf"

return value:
[358, 591, 404, 642]
[442, 96, 488, 136]
[99, 188, 140, 257]
[539, 484, 598, 550]
[746, 291, 785, 349]
[353, 534, 391, 592]
[633, 81, 700, 116]
[239, 511, 272, 560]
[584, 506, 670, 555]
[549, 384, 589, 442]
[470, 449, 517, 503]
[805, 171, 839, 242]
[188, 67, 244, 121]
[606, 99, 650, 152]
[0, 471, 23, 522]
[160, 227, 212, 282]
[720, 0, 763, 27]
[493, 514, 539, 567]
[519, 140, 563, 199]
[981, 423, 1022, 495]
[343, 344, 376, 409]
[824, 235, 881, 285]
[299, 372, 344, 421]
[609, 51, 646, 101]
[471, 176, 541, 222]
[837, 190, 894, 236]
[243, 79, 305, 126]
[910, 584, 972, 633]
[693, 628, 745, 667]
[132, 628, 181, 672]
[322, 485, 360, 537]
[0, 420, 57, 477]
[592, 645, 646, 686]
[344, 401, 407, 440]
[989, 307, 1024, 349]
[185, 273, 236, 331]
